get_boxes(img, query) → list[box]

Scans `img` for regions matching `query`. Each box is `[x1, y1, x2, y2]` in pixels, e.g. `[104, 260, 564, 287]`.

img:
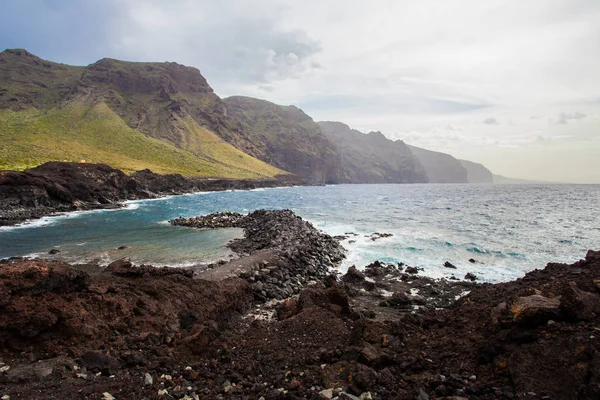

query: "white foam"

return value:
[0, 215, 61, 231]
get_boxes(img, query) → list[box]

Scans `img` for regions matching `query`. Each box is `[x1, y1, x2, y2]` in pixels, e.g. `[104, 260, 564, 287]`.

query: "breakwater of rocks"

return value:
[171, 209, 347, 301]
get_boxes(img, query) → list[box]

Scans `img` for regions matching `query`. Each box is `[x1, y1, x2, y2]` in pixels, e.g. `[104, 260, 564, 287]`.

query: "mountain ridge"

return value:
[1, 48, 496, 184]
[0, 49, 287, 179]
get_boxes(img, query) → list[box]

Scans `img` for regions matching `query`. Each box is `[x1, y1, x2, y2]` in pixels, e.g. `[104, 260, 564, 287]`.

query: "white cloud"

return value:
[483, 118, 500, 125]
[73, 0, 600, 182]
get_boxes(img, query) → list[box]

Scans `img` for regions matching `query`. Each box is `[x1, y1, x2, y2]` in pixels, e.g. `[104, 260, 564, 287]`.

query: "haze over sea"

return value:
[1, 184, 599, 283]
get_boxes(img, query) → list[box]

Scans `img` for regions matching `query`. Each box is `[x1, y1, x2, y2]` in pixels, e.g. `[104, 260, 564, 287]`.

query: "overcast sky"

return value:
[2, 0, 599, 182]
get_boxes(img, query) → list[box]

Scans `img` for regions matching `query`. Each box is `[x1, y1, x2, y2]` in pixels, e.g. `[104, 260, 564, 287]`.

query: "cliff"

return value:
[407, 145, 469, 183]
[318, 121, 428, 183]
[223, 96, 344, 184]
[460, 159, 494, 183]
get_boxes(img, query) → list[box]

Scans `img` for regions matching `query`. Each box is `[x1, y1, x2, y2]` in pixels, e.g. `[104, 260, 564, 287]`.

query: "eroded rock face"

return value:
[224, 96, 345, 184]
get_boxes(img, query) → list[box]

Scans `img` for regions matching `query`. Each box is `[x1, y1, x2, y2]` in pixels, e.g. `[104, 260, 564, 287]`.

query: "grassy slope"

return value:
[0, 100, 284, 178]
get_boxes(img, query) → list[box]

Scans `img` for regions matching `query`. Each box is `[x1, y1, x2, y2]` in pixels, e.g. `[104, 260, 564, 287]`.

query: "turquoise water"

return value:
[1, 184, 599, 282]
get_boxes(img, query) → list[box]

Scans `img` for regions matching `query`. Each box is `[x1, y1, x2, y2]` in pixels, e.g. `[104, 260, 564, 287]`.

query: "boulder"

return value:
[81, 351, 120, 375]
[509, 295, 561, 326]
[343, 266, 365, 283]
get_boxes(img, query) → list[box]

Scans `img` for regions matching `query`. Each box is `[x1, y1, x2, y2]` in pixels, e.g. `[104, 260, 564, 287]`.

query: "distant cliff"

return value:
[407, 146, 468, 183]
[459, 160, 494, 183]
[223, 97, 344, 184]
[318, 121, 427, 183]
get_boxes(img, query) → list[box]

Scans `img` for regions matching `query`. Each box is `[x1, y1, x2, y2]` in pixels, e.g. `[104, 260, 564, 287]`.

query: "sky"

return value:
[1, 0, 599, 182]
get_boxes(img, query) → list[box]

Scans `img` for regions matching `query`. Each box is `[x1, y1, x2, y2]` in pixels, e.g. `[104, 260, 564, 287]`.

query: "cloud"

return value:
[2, 0, 600, 182]
[554, 111, 587, 124]
[108, 0, 321, 90]
[483, 117, 499, 125]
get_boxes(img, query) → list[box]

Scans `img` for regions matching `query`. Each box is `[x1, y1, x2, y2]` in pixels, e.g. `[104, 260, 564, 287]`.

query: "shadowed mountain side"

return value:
[223, 96, 344, 184]
[318, 121, 428, 183]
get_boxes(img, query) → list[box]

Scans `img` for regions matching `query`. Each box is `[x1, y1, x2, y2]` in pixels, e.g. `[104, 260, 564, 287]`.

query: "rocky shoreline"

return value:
[171, 210, 346, 301]
[0, 162, 304, 227]
[0, 209, 599, 399]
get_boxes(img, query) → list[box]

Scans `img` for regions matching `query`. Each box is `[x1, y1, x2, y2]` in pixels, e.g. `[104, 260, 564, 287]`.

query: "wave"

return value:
[0, 215, 61, 231]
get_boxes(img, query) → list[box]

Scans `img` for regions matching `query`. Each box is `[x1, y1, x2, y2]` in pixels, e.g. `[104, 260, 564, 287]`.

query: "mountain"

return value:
[223, 97, 344, 184]
[459, 160, 494, 183]
[407, 145, 468, 183]
[317, 121, 427, 183]
[1, 49, 495, 185]
[0, 49, 286, 179]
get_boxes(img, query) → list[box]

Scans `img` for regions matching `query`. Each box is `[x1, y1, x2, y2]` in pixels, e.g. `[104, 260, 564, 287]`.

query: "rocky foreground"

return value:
[0, 162, 303, 226]
[0, 210, 599, 399]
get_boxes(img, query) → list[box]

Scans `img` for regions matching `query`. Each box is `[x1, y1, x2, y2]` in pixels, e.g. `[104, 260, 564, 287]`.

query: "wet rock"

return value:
[386, 292, 411, 308]
[369, 232, 393, 241]
[169, 211, 245, 229]
[343, 266, 365, 283]
[405, 266, 419, 274]
[444, 261, 457, 269]
[48, 249, 60, 255]
[468, 258, 477, 263]
[464, 272, 477, 281]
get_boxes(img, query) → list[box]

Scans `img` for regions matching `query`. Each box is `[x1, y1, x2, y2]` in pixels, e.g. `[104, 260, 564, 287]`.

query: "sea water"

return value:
[1, 184, 599, 282]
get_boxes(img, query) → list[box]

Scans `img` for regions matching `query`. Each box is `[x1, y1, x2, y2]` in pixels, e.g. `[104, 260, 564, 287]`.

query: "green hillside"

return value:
[0, 99, 284, 178]
[0, 49, 286, 179]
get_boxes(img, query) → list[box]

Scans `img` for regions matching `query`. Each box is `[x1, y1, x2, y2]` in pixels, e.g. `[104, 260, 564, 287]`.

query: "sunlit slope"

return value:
[0, 100, 285, 178]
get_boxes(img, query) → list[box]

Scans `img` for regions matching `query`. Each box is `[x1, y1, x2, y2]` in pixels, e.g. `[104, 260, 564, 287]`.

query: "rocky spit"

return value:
[171, 210, 346, 302]
[0, 210, 599, 399]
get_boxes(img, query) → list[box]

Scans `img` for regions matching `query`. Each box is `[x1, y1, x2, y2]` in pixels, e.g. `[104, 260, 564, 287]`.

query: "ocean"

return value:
[1, 184, 599, 282]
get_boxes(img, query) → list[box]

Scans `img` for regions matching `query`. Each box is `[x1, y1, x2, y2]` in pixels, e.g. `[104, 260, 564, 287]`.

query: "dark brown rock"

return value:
[81, 351, 120, 375]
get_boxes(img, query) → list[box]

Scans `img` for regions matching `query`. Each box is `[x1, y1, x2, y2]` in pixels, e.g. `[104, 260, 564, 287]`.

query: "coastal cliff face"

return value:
[318, 121, 428, 183]
[223, 96, 344, 184]
[460, 159, 494, 183]
[408, 145, 469, 183]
